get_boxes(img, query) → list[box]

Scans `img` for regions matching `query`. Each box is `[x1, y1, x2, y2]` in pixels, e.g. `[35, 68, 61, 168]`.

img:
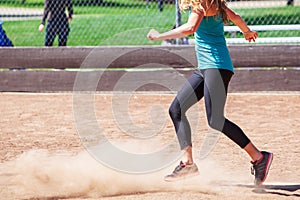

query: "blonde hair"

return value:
[180, 0, 229, 24]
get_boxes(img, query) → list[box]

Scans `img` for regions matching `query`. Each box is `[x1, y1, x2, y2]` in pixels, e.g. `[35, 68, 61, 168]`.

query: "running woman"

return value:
[147, 0, 273, 185]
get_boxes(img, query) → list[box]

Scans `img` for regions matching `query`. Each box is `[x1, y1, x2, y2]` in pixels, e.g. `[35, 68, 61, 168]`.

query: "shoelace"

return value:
[250, 154, 264, 176]
[173, 162, 185, 173]
[251, 165, 255, 176]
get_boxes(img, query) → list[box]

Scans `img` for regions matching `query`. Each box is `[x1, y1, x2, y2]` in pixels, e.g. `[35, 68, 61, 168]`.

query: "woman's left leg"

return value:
[202, 68, 251, 149]
[203, 69, 273, 185]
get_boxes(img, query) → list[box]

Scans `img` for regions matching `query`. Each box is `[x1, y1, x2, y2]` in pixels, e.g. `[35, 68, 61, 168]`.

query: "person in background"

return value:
[0, 21, 27, 70]
[38, 0, 73, 46]
[287, 0, 294, 6]
[0, 21, 13, 47]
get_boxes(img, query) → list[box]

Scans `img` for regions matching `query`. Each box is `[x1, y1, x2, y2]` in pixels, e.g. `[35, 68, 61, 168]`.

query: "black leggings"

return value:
[169, 68, 250, 150]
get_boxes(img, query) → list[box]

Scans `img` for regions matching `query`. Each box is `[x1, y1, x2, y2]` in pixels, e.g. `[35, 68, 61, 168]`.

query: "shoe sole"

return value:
[164, 171, 199, 182]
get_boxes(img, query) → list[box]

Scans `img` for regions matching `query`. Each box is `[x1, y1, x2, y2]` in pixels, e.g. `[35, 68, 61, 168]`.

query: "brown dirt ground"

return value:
[0, 92, 299, 200]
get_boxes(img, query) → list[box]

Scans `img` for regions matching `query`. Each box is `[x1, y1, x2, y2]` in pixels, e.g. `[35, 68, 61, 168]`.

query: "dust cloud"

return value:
[0, 148, 238, 199]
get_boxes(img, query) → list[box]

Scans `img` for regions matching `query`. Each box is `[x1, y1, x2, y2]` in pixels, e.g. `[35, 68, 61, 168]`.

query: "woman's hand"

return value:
[244, 30, 258, 42]
[147, 29, 160, 40]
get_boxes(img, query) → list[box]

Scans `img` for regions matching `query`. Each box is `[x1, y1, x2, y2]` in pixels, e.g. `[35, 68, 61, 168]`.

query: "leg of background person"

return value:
[58, 21, 70, 46]
[287, 0, 294, 6]
[45, 21, 55, 46]
[169, 70, 204, 163]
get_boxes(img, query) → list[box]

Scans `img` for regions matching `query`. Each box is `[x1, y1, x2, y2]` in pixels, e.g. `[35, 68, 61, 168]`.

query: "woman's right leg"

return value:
[165, 70, 204, 182]
[169, 70, 205, 163]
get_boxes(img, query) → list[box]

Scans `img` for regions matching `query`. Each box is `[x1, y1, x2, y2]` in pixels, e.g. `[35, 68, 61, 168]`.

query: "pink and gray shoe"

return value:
[251, 151, 273, 186]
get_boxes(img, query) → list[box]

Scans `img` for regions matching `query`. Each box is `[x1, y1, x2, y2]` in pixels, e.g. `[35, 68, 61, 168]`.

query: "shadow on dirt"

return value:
[237, 183, 300, 197]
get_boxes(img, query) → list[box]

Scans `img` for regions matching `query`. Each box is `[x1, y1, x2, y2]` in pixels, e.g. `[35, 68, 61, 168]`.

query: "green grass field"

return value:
[1, 1, 300, 46]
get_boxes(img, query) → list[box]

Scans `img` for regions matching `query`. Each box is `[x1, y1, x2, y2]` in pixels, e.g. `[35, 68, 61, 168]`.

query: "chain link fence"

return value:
[0, 0, 299, 46]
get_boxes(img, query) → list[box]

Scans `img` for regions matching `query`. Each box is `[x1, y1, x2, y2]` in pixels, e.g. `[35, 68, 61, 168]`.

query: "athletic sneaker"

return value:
[251, 151, 273, 186]
[164, 161, 199, 182]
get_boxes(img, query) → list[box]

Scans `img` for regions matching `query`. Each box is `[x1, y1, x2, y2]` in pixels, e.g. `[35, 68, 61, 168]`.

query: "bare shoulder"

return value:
[224, 5, 239, 18]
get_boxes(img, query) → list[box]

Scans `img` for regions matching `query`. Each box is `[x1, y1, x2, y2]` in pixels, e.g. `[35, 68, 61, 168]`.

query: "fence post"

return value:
[175, 0, 181, 44]
[158, 0, 163, 12]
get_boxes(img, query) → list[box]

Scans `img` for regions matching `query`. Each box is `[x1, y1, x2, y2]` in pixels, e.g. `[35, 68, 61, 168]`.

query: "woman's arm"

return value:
[147, 11, 204, 40]
[226, 7, 258, 42]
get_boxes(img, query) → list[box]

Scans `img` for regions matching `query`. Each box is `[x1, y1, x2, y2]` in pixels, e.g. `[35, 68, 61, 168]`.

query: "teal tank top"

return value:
[194, 14, 234, 72]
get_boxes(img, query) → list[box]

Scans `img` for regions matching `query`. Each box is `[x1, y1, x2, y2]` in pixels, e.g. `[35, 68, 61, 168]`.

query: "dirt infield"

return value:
[0, 92, 299, 200]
